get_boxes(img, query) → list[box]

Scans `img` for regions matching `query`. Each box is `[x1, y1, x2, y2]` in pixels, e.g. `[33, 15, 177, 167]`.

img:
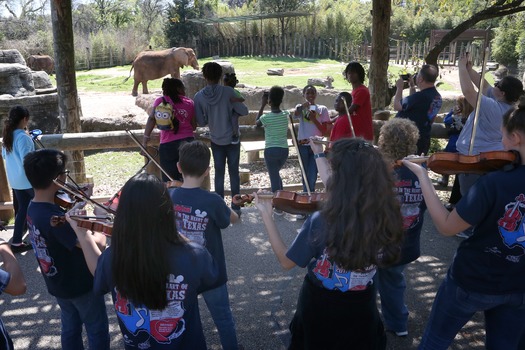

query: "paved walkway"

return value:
[0, 208, 484, 349]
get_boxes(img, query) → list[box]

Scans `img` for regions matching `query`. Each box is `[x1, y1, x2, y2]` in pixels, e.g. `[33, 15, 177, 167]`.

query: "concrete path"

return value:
[0, 208, 485, 349]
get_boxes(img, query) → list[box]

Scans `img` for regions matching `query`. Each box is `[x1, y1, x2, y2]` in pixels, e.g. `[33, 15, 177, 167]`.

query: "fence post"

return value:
[86, 47, 91, 70]
[121, 47, 125, 66]
[109, 47, 113, 67]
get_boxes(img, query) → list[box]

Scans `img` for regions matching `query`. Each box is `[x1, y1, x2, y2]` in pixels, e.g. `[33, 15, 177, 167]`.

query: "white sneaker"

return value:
[273, 208, 284, 216]
[295, 214, 307, 220]
[456, 231, 470, 239]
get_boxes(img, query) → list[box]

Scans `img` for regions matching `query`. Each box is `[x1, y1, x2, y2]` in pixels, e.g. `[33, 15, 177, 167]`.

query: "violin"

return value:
[50, 214, 113, 237]
[54, 190, 79, 209]
[233, 191, 325, 215]
[426, 151, 519, 175]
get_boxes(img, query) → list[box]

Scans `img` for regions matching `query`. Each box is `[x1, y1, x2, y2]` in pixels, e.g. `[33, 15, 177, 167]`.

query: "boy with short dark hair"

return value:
[169, 140, 240, 350]
[23, 149, 110, 350]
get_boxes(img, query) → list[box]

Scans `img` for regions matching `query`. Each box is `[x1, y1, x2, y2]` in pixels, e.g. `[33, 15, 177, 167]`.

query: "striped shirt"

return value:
[259, 111, 290, 149]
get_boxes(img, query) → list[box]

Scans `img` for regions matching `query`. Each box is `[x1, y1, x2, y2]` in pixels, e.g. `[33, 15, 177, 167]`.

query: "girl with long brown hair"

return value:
[255, 138, 404, 349]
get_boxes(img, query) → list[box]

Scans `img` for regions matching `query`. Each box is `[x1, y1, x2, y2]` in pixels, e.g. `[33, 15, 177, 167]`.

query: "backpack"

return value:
[154, 97, 179, 133]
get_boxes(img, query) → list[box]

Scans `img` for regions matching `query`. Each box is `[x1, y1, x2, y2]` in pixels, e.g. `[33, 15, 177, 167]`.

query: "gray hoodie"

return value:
[194, 84, 248, 145]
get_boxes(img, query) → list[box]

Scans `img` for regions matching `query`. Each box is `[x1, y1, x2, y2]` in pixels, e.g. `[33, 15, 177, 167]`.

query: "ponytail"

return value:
[2, 105, 30, 153]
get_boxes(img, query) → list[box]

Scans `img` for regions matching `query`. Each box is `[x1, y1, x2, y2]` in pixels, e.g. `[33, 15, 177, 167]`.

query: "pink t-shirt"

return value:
[152, 95, 195, 144]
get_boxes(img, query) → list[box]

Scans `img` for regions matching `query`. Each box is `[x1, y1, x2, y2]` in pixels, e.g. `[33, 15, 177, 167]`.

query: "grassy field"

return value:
[69, 56, 455, 93]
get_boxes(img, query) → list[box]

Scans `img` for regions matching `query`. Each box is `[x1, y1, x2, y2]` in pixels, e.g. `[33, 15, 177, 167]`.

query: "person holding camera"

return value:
[293, 85, 331, 200]
[394, 64, 443, 155]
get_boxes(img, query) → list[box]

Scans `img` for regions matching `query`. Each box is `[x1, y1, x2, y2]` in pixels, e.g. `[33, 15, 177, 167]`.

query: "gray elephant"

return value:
[124, 47, 199, 96]
[27, 54, 54, 74]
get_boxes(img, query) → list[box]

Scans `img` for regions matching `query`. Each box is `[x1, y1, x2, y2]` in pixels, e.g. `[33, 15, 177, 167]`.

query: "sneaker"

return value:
[231, 134, 240, 144]
[395, 331, 408, 337]
[273, 209, 284, 216]
[456, 231, 471, 239]
[295, 214, 307, 220]
[10, 242, 32, 253]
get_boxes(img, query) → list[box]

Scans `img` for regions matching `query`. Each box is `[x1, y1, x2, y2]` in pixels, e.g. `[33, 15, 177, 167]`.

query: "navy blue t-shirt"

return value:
[394, 165, 426, 265]
[287, 212, 377, 292]
[453, 165, 525, 294]
[27, 201, 93, 298]
[169, 187, 231, 289]
[396, 87, 442, 143]
[94, 242, 218, 350]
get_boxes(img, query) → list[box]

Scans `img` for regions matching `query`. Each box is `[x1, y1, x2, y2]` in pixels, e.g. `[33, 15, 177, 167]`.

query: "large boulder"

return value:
[0, 63, 35, 97]
[0, 49, 26, 65]
[31, 71, 54, 89]
[0, 93, 60, 134]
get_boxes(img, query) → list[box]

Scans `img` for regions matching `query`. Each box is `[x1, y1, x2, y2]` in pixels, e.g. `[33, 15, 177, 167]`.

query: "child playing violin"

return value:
[255, 138, 404, 349]
[402, 100, 525, 349]
[23, 149, 110, 350]
[67, 172, 219, 350]
[169, 140, 241, 350]
[329, 92, 353, 142]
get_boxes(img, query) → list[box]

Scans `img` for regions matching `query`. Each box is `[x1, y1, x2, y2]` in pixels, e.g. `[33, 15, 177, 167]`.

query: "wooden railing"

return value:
[0, 122, 449, 219]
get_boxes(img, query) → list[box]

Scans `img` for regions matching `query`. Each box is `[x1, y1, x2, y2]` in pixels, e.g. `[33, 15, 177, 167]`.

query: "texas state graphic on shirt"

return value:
[173, 204, 209, 246]
[114, 274, 188, 345]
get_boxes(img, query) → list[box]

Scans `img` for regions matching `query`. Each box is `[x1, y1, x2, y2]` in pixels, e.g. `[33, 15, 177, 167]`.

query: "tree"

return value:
[138, 0, 165, 40]
[2, 0, 48, 20]
[425, 0, 525, 67]
[50, 0, 86, 181]
[369, 0, 392, 110]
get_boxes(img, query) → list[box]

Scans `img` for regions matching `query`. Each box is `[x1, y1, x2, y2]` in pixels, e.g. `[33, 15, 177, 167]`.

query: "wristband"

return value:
[314, 153, 326, 159]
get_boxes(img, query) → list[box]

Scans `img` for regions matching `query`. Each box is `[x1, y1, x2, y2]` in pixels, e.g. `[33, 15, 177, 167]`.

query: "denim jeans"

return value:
[12, 188, 34, 244]
[419, 274, 525, 350]
[55, 290, 110, 350]
[158, 137, 194, 182]
[211, 142, 240, 210]
[264, 147, 289, 192]
[202, 283, 239, 350]
[376, 264, 409, 333]
[297, 145, 317, 193]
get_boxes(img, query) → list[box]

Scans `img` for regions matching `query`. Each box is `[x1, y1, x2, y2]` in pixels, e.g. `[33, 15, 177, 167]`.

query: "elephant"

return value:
[124, 47, 199, 96]
[27, 54, 54, 74]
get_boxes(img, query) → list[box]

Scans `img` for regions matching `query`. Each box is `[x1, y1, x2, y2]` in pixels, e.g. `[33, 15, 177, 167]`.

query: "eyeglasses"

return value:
[58, 170, 70, 176]
[494, 81, 502, 89]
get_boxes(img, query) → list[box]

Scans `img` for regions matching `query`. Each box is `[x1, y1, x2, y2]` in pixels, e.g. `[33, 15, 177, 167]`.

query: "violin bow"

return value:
[125, 129, 175, 182]
[468, 47, 490, 156]
[342, 98, 356, 138]
[288, 113, 312, 195]
[53, 178, 117, 215]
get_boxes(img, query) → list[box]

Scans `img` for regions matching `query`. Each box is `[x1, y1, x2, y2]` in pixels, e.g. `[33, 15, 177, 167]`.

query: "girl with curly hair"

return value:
[255, 138, 404, 349]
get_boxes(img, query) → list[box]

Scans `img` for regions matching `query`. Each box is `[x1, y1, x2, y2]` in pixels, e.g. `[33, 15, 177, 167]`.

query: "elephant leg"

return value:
[132, 80, 140, 96]
[143, 81, 149, 94]
[171, 69, 181, 79]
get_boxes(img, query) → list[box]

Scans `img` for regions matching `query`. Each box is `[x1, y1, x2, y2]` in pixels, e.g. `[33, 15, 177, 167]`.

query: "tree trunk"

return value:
[51, 0, 86, 182]
[369, 0, 392, 111]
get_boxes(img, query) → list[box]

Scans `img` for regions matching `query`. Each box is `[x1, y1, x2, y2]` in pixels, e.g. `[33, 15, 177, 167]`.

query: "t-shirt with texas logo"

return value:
[453, 165, 525, 295]
[94, 242, 218, 350]
[393, 165, 426, 265]
[26, 201, 94, 299]
[169, 187, 232, 289]
[286, 212, 376, 292]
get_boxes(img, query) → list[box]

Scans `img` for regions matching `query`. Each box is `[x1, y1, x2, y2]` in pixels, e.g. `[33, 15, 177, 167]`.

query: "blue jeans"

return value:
[419, 274, 525, 350]
[264, 147, 289, 192]
[12, 188, 34, 244]
[158, 137, 194, 182]
[376, 264, 409, 333]
[297, 145, 317, 193]
[55, 290, 110, 350]
[211, 142, 240, 210]
[202, 284, 239, 350]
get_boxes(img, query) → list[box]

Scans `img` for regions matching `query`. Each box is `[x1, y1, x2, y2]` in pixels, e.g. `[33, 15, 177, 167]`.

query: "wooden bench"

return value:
[241, 139, 294, 162]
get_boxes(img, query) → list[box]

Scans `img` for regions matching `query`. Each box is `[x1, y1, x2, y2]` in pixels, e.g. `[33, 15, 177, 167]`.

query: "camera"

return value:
[309, 105, 317, 111]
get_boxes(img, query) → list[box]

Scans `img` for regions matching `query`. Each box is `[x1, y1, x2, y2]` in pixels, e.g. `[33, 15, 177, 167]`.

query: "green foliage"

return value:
[492, 13, 525, 68]
[166, 0, 202, 46]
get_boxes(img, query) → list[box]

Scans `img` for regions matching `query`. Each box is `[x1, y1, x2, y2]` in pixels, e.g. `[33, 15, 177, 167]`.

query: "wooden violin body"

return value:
[272, 191, 325, 215]
[232, 191, 325, 215]
[427, 151, 519, 175]
[50, 215, 113, 236]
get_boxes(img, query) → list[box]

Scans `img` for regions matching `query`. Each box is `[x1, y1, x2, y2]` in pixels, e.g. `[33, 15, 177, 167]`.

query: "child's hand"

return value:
[253, 191, 273, 216]
[396, 78, 405, 90]
[65, 208, 89, 236]
[401, 157, 429, 178]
